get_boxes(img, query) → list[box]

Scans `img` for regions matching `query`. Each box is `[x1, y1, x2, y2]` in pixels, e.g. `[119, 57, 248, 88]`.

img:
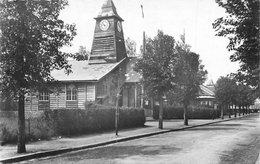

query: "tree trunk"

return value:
[228, 105, 231, 118]
[115, 97, 119, 136]
[239, 106, 241, 116]
[221, 106, 224, 119]
[234, 105, 237, 117]
[183, 104, 188, 126]
[17, 94, 26, 153]
[243, 106, 245, 115]
[158, 97, 163, 129]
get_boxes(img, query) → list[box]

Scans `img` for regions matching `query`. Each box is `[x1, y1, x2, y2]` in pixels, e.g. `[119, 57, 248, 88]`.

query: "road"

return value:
[19, 114, 260, 164]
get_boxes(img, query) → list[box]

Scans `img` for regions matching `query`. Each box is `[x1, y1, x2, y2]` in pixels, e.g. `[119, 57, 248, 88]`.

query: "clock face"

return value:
[100, 19, 109, 31]
[117, 21, 122, 32]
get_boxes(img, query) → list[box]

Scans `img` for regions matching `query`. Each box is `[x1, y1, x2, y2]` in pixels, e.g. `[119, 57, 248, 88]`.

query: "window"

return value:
[209, 101, 212, 106]
[39, 91, 49, 101]
[66, 84, 77, 100]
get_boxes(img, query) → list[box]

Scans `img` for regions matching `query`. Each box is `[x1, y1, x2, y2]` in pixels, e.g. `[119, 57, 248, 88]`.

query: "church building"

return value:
[23, 0, 142, 111]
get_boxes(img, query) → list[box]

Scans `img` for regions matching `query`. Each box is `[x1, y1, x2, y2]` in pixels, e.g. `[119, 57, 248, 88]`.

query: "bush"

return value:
[0, 117, 17, 145]
[0, 106, 146, 144]
[43, 105, 146, 136]
[0, 116, 55, 145]
[153, 106, 220, 119]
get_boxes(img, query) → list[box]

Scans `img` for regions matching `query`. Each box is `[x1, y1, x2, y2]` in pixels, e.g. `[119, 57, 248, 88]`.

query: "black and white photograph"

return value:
[0, 0, 259, 163]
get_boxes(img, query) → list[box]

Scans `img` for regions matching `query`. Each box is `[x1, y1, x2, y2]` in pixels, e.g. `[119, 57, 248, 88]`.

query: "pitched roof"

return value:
[197, 85, 215, 99]
[199, 85, 215, 96]
[95, 0, 123, 21]
[51, 60, 122, 82]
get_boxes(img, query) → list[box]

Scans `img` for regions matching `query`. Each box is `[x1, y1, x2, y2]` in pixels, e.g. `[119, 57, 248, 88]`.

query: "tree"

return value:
[113, 66, 126, 136]
[134, 30, 180, 129]
[74, 46, 89, 61]
[125, 37, 137, 57]
[0, 0, 76, 153]
[213, 0, 260, 94]
[166, 36, 207, 125]
[175, 38, 207, 125]
[236, 84, 256, 115]
[215, 76, 237, 119]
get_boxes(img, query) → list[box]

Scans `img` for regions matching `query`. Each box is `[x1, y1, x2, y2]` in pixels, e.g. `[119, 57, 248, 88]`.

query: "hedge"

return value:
[153, 106, 221, 119]
[0, 105, 146, 144]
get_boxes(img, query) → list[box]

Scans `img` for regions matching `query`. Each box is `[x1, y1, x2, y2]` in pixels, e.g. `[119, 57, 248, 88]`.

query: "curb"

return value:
[0, 114, 251, 163]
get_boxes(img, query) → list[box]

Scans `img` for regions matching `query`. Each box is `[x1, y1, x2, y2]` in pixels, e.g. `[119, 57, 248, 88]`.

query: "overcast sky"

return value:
[59, 0, 240, 84]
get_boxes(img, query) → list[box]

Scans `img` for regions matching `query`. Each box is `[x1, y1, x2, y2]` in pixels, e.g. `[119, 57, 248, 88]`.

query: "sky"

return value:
[59, 0, 240, 84]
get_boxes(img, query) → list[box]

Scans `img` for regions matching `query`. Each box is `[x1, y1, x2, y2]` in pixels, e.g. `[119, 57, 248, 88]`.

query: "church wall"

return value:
[23, 82, 97, 110]
[86, 83, 95, 102]
[50, 84, 66, 109]
[122, 87, 128, 107]
[77, 82, 86, 109]
[25, 95, 39, 111]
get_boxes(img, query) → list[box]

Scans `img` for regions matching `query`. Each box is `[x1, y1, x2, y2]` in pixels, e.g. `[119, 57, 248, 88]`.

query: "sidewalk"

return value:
[0, 114, 251, 163]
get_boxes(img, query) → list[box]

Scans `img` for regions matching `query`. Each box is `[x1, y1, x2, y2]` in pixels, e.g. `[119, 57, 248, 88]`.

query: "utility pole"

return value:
[140, 5, 145, 108]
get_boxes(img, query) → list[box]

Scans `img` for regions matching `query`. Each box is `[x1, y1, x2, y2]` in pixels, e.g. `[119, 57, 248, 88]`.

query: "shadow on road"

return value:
[61, 145, 182, 162]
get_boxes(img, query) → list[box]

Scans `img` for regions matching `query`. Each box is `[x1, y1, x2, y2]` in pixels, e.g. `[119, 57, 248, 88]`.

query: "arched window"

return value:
[66, 84, 77, 101]
[39, 91, 49, 101]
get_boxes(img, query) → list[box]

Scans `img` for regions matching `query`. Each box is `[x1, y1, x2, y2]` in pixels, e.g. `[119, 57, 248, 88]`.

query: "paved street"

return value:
[16, 114, 260, 164]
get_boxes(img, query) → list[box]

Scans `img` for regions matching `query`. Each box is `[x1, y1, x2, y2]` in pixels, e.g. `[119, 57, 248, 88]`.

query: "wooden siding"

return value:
[49, 94, 66, 109]
[128, 86, 135, 107]
[86, 84, 95, 101]
[38, 101, 50, 110]
[122, 88, 128, 107]
[50, 84, 66, 109]
[115, 36, 127, 61]
[25, 96, 38, 111]
[66, 101, 78, 109]
[78, 83, 86, 109]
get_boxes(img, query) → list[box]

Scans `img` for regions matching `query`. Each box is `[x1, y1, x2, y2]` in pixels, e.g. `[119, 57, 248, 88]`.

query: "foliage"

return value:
[0, 117, 17, 144]
[215, 76, 237, 107]
[0, 0, 76, 96]
[125, 37, 137, 57]
[212, 0, 259, 92]
[134, 30, 207, 127]
[0, 96, 18, 111]
[152, 106, 220, 119]
[215, 76, 256, 108]
[236, 84, 256, 107]
[73, 46, 89, 61]
[0, 0, 76, 152]
[172, 36, 207, 106]
[134, 30, 179, 99]
[134, 30, 180, 128]
[0, 115, 55, 145]
[162, 35, 207, 125]
[0, 107, 145, 143]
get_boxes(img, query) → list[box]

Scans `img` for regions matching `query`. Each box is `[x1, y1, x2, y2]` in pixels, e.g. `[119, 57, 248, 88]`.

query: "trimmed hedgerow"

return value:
[153, 106, 220, 119]
[44, 105, 146, 136]
[0, 105, 146, 144]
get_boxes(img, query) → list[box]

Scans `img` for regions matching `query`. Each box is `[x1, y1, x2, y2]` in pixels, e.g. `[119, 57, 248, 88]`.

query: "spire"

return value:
[95, 0, 123, 21]
[207, 79, 215, 86]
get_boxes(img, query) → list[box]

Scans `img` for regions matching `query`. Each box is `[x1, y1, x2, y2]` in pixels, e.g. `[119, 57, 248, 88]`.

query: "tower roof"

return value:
[95, 0, 123, 21]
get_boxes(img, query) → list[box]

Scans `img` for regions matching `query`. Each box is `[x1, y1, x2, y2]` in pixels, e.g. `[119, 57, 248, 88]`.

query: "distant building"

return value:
[195, 80, 216, 108]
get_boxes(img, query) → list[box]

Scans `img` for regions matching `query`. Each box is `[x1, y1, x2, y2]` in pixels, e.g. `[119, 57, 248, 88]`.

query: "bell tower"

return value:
[89, 0, 127, 64]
